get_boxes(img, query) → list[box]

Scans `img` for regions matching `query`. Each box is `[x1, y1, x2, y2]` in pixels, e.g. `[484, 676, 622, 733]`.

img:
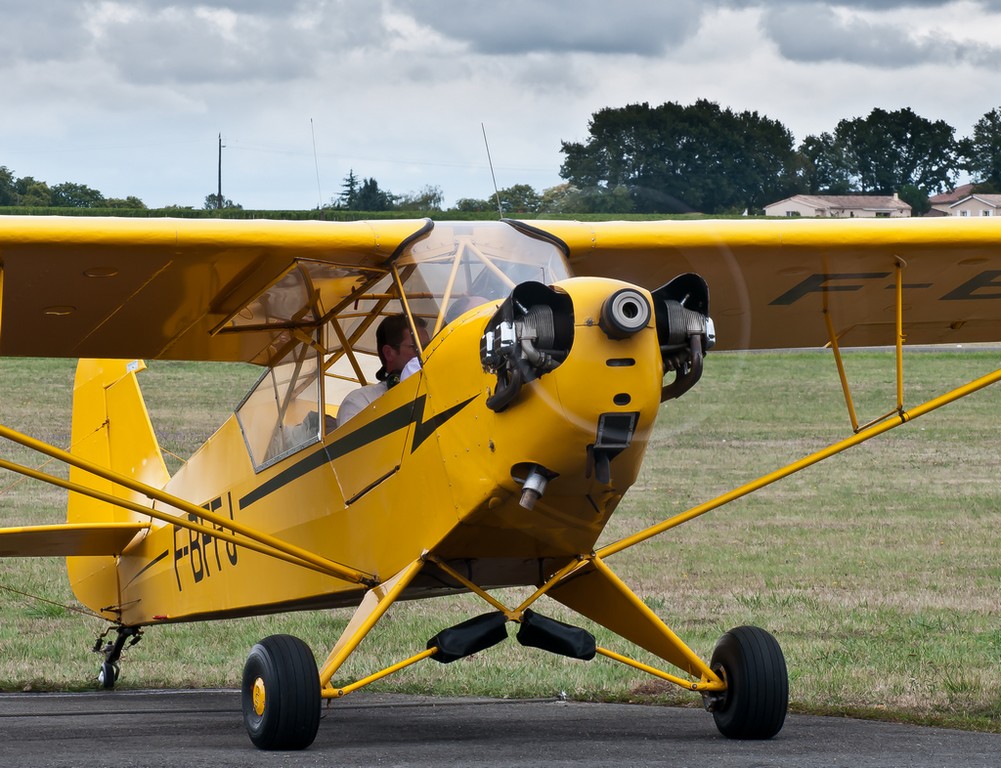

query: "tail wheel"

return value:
[98, 661, 119, 690]
[241, 634, 321, 750]
[710, 625, 788, 740]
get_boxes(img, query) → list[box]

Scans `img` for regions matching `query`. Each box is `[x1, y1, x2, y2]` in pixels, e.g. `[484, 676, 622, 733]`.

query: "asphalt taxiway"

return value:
[1, 690, 998, 767]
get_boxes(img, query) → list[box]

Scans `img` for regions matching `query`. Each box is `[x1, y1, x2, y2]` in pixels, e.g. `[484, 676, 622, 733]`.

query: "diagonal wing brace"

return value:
[0, 423, 376, 586]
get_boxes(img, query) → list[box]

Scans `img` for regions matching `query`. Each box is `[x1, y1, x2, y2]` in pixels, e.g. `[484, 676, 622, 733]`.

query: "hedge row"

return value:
[0, 208, 715, 222]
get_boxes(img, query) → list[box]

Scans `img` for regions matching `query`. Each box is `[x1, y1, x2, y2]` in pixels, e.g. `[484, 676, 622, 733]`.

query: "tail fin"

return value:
[67, 359, 169, 617]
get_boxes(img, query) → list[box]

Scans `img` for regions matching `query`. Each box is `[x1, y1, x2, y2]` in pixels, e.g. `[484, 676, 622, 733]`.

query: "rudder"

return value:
[67, 359, 169, 617]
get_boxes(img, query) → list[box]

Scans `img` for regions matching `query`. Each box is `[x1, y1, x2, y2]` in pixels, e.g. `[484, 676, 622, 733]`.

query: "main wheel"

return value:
[241, 634, 321, 750]
[710, 625, 788, 739]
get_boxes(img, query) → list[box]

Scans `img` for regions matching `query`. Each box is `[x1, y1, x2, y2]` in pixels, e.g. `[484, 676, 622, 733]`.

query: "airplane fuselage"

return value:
[98, 276, 663, 625]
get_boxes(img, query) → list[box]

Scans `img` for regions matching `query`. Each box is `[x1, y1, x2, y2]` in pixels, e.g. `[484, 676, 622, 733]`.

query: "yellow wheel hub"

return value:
[252, 677, 267, 716]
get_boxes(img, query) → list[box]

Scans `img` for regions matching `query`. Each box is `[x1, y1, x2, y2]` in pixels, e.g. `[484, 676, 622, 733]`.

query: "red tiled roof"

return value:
[929, 184, 975, 204]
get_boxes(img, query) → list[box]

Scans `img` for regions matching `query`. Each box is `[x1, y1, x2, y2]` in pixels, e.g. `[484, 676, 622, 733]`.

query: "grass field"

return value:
[0, 351, 998, 732]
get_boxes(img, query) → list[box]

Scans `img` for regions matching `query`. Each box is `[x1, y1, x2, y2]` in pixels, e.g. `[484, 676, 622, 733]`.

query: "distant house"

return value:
[927, 184, 976, 216]
[764, 194, 911, 218]
[943, 193, 1001, 217]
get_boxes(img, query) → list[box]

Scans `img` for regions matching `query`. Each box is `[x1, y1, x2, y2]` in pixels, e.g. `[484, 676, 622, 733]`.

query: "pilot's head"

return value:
[375, 314, 429, 381]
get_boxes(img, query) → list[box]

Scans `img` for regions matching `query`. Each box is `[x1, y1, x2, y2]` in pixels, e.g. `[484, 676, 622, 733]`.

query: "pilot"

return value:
[336, 314, 429, 426]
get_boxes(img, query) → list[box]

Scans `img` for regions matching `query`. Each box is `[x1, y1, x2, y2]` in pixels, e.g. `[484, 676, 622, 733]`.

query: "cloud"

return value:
[0, 3, 90, 63]
[759, 1, 1001, 68]
[0, 1, 391, 85]
[386, 1, 1001, 72]
[94, 5, 311, 84]
[390, 0, 707, 55]
[11, 1, 998, 90]
[729, 0, 955, 9]
[7, 0, 1000, 81]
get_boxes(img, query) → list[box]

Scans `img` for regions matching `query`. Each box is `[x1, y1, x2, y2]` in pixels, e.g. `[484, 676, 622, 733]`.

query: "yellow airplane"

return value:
[1, 215, 1000, 750]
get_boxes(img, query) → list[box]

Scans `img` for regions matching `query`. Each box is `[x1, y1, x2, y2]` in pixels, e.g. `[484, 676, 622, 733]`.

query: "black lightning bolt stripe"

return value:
[239, 394, 476, 510]
[411, 395, 478, 452]
[123, 548, 170, 590]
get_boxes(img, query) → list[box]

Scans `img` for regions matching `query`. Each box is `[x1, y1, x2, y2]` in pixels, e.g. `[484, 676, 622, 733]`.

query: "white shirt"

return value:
[400, 357, 421, 381]
[336, 381, 387, 427]
[336, 359, 422, 428]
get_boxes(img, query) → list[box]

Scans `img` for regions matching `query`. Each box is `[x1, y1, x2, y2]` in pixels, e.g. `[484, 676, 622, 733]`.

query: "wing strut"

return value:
[0, 423, 375, 586]
[318, 556, 426, 693]
[597, 362, 1001, 560]
[825, 258, 908, 433]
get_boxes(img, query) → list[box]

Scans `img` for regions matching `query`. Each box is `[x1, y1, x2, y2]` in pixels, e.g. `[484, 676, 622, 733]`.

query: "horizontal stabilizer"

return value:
[0, 522, 148, 557]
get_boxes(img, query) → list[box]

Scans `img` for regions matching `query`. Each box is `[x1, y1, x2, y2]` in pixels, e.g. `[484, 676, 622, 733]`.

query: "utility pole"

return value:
[217, 133, 225, 209]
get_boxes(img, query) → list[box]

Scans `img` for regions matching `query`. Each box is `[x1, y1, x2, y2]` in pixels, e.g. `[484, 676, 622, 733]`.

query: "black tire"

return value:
[241, 634, 321, 750]
[98, 661, 118, 690]
[710, 625, 788, 740]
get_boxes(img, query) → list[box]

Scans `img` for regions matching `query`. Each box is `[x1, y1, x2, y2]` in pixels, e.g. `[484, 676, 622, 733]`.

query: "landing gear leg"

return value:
[93, 625, 142, 690]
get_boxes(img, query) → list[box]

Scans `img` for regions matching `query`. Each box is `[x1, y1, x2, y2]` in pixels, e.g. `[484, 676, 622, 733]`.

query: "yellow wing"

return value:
[0, 216, 430, 363]
[539, 217, 1001, 350]
[4, 216, 1001, 359]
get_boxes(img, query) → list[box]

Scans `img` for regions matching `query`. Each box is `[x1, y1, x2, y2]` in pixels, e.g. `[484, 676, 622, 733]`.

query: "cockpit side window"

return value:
[236, 340, 324, 471]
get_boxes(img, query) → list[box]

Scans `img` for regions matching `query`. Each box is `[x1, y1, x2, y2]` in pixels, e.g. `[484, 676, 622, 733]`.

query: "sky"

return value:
[3, 0, 1001, 210]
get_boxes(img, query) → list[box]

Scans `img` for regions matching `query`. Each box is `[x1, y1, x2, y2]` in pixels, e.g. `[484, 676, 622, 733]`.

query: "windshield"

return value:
[320, 222, 572, 404]
[396, 222, 571, 337]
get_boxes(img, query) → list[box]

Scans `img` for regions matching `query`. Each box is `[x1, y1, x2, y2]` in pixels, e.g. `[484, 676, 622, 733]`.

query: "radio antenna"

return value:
[310, 118, 323, 209]
[481, 122, 503, 218]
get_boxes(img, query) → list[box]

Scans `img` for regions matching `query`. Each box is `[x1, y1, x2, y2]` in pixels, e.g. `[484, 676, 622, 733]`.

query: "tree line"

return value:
[552, 102, 1001, 216]
[0, 167, 147, 209]
[5, 103, 1001, 216]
